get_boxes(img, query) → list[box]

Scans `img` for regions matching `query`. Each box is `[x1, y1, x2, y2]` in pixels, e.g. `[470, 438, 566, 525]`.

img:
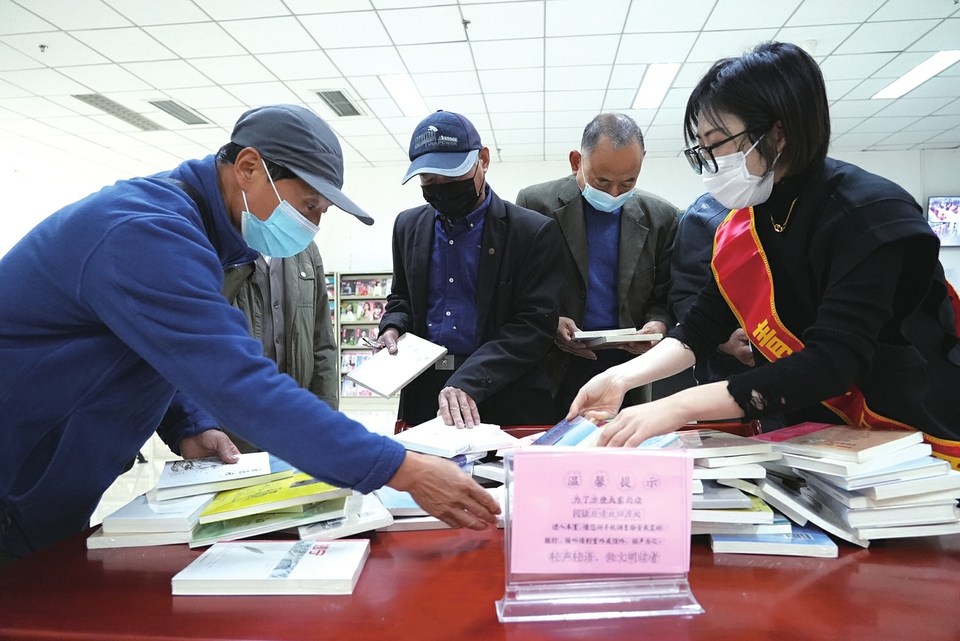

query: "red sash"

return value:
[712, 206, 960, 470]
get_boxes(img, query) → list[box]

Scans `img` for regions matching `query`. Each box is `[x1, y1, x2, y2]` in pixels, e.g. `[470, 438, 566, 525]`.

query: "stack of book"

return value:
[752, 423, 960, 544]
[87, 452, 359, 550]
[373, 485, 504, 532]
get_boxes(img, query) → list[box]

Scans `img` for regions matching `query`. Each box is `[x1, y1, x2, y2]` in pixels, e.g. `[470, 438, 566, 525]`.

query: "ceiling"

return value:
[1, 0, 959, 180]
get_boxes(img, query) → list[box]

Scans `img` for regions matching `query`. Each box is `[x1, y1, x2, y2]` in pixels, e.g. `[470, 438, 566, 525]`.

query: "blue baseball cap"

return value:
[402, 110, 482, 185]
[231, 104, 374, 225]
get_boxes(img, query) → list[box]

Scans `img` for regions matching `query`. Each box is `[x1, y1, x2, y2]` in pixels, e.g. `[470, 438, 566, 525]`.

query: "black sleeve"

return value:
[379, 214, 416, 336]
[669, 210, 718, 323]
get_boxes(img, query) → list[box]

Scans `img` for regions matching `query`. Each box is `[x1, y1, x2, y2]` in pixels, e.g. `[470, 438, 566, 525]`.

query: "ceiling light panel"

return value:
[545, 0, 630, 37]
[705, 0, 801, 30]
[397, 43, 475, 74]
[220, 17, 317, 54]
[632, 63, 680, 109]
[0, 32, 109, 67]
[145, 23, 246, 58]
[326, 47, 406, 77]
[256, 51, 340, 81]
[872, 51, 960, 100]
[471, 39, 543, 70]
[298, 12, 391, 49]
[102, 0, 211, 25]
[72, 93, 164, 131]
[149, 100, 209, 125]
[379, 74, 428, 117]
[380, 6, 465, 45]
[460, 2, 543, 40]
[24, 0, 131, 30]
[315, 89, 363, 117]
[616, 32, 697, 65]
[57, 64, 152, 93]
[545, 35, 620, 67]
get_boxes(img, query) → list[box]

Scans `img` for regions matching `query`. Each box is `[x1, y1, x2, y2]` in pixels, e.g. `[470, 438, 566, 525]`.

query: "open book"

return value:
[345, 333, 447, 398]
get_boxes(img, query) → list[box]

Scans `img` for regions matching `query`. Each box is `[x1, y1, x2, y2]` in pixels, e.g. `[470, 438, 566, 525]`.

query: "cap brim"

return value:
[401, 149, 479, 185]
[297, 171, 375, 226]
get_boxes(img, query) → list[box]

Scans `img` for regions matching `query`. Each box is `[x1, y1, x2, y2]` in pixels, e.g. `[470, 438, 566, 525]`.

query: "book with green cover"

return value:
[198, 472, 352, 524]
[189, 497, 349, 548]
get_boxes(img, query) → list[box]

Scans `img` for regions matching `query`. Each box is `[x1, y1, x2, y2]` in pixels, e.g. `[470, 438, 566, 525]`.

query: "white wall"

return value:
[2, 147, 958, 283]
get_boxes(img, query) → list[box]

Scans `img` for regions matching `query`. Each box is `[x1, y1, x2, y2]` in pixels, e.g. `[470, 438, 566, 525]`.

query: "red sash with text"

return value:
[711, 206, 960, 470]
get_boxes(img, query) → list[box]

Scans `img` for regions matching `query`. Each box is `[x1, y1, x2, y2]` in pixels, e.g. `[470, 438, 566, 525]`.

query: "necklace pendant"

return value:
[772, 222, 784, 233]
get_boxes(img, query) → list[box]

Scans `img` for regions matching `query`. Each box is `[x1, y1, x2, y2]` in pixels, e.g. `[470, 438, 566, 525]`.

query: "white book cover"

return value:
[345, 333, 447, 398]
[572, 327, 637, 340]
[717, 477, 763, 498]
[691, 479, 704, 494]
[710, 525, 838, 558]
[155, 453, 294, 501]
[692, 514, 792, 536]
[102, 491, 215, 534]
[86, 526, 192, 549]
[802, 471, 960, 510]
[780, 443, 931, 477]
[581, 332, 663, 348]
[693, 463, 767, 480]
[298, 494, 394, 541]
[862, 469, 960, 501]
[691, 495, 775, 524]
[758, 478, 870, 548]
[680, 429, 775, 459]
[172, 539, 371, 595]
[853, 517, 960, 540]
[696, 451, 783, 468]
[392, 416, 518, 457]
[189, 497, 349, 549]
[692, 481, 754, 510]
[473, 461, 505, 484]
[753, 422, 924, 463]
[373, 486, 428, 517]
[805, 486, 958, 529]
[812, 456, 950, 491]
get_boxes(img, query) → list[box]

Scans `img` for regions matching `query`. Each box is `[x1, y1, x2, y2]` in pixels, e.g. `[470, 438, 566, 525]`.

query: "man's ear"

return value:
[569, 150, 582, 174]
[233, 147, 263, 191]
[478, 146, 491, 172]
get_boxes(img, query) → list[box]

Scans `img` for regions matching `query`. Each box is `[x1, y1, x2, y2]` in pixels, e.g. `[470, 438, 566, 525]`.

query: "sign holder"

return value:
[496, 448, 704, 623]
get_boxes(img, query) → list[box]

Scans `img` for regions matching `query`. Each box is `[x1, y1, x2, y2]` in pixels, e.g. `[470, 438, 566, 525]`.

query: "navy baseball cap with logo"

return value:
[231, 104, 374, 225]
[402, 110, 482, 184]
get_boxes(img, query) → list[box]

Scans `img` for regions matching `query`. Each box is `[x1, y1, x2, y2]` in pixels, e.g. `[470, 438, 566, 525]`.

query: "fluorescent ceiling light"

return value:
[314, 90, 363, 117]
[872, 50, 960, 100]
[72, 94, 165, 131]
[632, 63, 680, 110]
[380, 74, 429, 118]
[149, 100, 209, 125]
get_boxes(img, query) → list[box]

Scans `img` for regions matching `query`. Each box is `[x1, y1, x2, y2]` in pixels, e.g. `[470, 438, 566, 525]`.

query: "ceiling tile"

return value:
[325, 47, 406, 76]
[544, 126, 582, 144]
[460, 2, 544, 41]
[425, 93, 486, 116]
[145, 23, 246, 58]
[545, 35, 619, 67]
[473, 38, 543, 69]
[0, 77, 29, 98]
[819, 52, 897, 81]
[0, 96, 84, 118]
[490, 110, 543, 130]
[823, 78, 861, 102]
[545, 109, 605, 128]
[924, 128, 960, 145]
[608, 64, 645, 90]
[907, 18, 960, 52]
[875, 96, 955, 118]
[0, 42, 43, 72]
[839, 77, 890, 101]
[773, 23, 859, 57]
[24, 0, 131, 30]
[380, 6, 465, 45]
[545, 64, 609, 91]
[0, 117, 65, 137]
[873, 52, 941, 79]
[495, 126, 543, 145]
[904, 76, 960, 100]
[371, 0, 455, 8]
[619, 108, 657, 128]
[624, 0, 714, 32]
[786, 0, 884, 26]
[830, 117, 862, 135]
[223, 81, 301, 105]
[411, 70, 481, 96]
[355, 146, 408, 162]
[830, 131, 889, 150]
[342, 131, 399, 149]
[220, 17, 318, 54]
[256, 50, 340, 81]
[848, 116, 917, 134]
[828, 98, 889, 118]
[0, 0, 57, 34]
[870, 0, 960, 21]
[193, 105, 247, 128]
[298, 12, 391, 49]
[1, 32, 109, 67]
[343, 76, 390, 100]
[57, 64, 152, 93]
[545, 0, 629, 37]
[496, 142, 543, 157]
[477, 68, 541, 94]
[544, 140, 577, 156]
[361, 96, 403, 119]
[398, 42, 475, 73]
[877, 130, 937, 147]
[616, 32, 697, 65]
[673, 61, 713, 88]
[934, 98, 960, 116]
[833, 20, 940, 56]
[900, 113, 960, 132]
[651, 107, 685, 127]
[283, 0, 375, 13]
[103, 0, 212, 25]
[124, 60, 215, 89]
[705, 0, 801, 30]
[70, 27, 178, 63]
[192, 0, 291, 20]
[603, 88, 638, 110]
[3, 69, 89, 96]
[687, 29, 779, 63]
[486, 91, 543, 112]
[189, 56, 275, 85]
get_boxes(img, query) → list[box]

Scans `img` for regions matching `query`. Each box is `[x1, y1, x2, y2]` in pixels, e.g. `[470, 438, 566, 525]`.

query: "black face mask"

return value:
[421, 165, 482, 222]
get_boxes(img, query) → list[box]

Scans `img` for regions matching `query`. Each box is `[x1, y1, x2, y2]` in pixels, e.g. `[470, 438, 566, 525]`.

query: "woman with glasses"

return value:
[569, 41, 960, 464]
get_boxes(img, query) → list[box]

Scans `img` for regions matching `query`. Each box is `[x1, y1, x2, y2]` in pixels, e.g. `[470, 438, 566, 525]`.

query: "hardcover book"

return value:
[345, 332, 447, 398]
[172, 539, 371, 595]
[101, 491, 215, 534]
[710, 525, 839, 558]
[198, 472, 351, 525]
[155, 453, 294, 501]
[392, 416, 518, 457]
[752, 422, 923, 463]
[298, 493, 394, 541]
[188, 497, 348, 549]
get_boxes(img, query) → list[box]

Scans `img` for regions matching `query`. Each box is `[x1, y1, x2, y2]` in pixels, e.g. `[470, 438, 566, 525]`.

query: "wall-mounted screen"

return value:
[928, 196, 960, 247]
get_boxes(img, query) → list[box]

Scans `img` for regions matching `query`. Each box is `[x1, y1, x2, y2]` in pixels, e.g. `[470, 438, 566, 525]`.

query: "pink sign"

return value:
[510, 448, 693, 575]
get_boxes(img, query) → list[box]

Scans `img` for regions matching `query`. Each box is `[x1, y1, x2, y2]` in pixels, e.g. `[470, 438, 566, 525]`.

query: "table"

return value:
[1, 526, 958, 641]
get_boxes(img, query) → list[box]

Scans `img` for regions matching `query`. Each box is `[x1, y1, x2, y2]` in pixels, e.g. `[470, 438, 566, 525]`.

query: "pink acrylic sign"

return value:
[510, 448, 693, 575]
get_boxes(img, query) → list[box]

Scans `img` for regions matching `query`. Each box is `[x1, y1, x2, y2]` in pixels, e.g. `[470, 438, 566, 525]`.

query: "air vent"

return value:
[72, 94, 164, 131]
[315, 90, 362, 117]
[149, 100, 209, 125]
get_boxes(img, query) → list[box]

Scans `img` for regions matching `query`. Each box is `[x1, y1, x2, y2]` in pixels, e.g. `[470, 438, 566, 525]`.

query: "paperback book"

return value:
[752, 422, 923, 463]
[392, 416, 518, 457]
[680, 429, 775, 459]
[710, 525, 839, 558]
[345, 332, 447, 398]
[155, 453, 294, 501]
[779, 443, 932, 477]
[691, 481, 754, 510]
[101, 491, 215, 534]
[804, 486, 959, 529]
[298, 493, 394, 541]
[691, 495, 775, 525]
[581, 332, 663, 348]
[808, 456, 951, 492]
[86, 527, 192, 550]
[800, 471, 960, 510]
[189, 497, 348, 549]
[692, 514, 792, 536]
[172, 539, 371, 595]
[757, 477, 869, 548]
[198, 472, 351, 524]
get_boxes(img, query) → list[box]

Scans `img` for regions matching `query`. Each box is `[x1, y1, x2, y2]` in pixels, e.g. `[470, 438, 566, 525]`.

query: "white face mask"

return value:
[701, 137, 776, 210]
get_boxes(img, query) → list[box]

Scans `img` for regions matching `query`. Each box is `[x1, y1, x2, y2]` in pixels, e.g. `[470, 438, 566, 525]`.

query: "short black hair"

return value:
[581, 113, 645, 155]
[683, 41, 830, 178]
[215, 141, 299, 182]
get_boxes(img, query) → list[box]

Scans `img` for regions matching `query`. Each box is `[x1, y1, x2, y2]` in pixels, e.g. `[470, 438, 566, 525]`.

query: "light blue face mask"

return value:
[581, 181, 633, 212]
[240, 159, 319, 258]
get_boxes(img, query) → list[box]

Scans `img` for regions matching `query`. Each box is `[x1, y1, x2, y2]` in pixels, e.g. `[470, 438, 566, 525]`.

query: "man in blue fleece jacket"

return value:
[0, 104, 499, 564]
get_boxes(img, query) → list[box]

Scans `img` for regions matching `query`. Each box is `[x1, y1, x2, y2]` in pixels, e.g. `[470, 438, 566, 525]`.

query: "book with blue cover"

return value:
[531, 416, 598, 446]
[710, 525, 839, 557]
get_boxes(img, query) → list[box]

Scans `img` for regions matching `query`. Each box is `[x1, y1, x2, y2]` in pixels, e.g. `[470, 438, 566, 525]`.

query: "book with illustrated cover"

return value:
[172, 539, 371, 595]
[692, 513, 792, 536]
[345, 332, 447, 398]
[373, 486, 428, 517]
[101, 491, 216, 534]
[189, 497, 348, 549]
[392, 416, 518, 458]
[752, 422, 923, 463]
[680, 429, 775, 459]
[298, 493, 394, 541]
[198, 472, 352, 525]
[710, 525, 839, 558]
[155, 453, 294, 501]
[779, 443, 932, 477]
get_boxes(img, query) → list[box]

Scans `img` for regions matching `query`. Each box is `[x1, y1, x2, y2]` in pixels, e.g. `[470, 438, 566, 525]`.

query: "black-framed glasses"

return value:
[684, 128, 761, 175]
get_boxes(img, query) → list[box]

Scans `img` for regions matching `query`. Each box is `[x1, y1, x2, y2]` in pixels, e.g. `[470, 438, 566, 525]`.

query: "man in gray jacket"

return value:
[516, 113, 679, 420]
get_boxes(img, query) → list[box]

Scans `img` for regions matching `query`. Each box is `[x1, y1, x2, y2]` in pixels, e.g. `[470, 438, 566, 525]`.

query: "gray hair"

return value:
[580, 113, 645, 155]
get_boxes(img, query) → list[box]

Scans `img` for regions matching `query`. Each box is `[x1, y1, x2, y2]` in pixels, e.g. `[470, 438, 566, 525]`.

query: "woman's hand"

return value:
[595, 398, 689, 447]
[566, 369, 629, 422]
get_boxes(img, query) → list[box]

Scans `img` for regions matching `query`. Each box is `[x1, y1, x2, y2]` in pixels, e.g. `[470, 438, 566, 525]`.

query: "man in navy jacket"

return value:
[0, 105, 499, 564]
